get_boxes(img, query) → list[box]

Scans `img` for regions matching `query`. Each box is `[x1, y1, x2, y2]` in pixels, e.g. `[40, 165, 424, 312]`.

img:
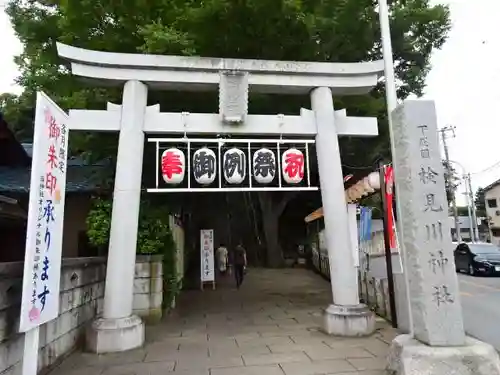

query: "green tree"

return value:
[475, 187, 486, 217]
[86, 196, 180, 307]
[6, 0, 451, 267]
[0, 92, 35, 141]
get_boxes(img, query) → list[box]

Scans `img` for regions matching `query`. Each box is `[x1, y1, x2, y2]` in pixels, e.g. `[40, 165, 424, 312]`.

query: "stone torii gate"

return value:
[57, 43, 384, 353]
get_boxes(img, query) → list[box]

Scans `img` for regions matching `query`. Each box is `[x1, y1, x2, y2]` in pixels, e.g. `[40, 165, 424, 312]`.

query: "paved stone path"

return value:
[49, 268, 396, 375]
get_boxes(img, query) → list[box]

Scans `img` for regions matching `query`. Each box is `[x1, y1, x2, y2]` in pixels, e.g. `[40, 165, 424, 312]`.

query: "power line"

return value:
[470, 160, 500, 176]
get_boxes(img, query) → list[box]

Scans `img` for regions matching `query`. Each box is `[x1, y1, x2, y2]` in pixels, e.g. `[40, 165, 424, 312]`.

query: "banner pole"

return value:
[22, 327, 39, 375]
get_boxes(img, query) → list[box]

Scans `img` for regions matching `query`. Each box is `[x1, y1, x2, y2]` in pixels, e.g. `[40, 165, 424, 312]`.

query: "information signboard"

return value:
[200, 229, 215, 283]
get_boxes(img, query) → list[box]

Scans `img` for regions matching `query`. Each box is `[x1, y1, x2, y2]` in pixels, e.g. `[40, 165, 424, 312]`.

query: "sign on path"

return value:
[200, 229, 215, 290]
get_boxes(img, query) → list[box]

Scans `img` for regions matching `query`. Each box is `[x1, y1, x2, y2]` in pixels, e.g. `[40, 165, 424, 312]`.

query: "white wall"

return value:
[1, 258, 105, 375]
[364, 253, 403, 279]
[485, 185, 500, 244]
[0, 256, 163, 375]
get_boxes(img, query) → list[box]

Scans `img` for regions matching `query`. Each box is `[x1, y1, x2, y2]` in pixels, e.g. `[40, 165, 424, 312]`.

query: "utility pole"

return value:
[463, 174, 474, 241]
[440, 126, 461, 242]
[467, 173, 479, 241]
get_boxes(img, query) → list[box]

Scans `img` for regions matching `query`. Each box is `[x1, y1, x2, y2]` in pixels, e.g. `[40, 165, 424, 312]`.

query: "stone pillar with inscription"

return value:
[388, 100, 500, 375]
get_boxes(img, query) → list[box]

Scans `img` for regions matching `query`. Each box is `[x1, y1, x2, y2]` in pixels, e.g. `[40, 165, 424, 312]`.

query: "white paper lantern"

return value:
[193, 147, 217, 185]
[253, 148, 276, 184]
[161, 148, 185, 184]
[368, 171, 381, 190]
[282, 148, 304, 184]
[223, 148, 246, 184]
[361, 177, 375, 194]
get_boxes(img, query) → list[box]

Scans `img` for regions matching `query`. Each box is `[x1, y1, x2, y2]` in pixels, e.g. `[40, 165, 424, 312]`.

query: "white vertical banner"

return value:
[19, 92, 69, 331]
[19, 92, 69, 375]
[200, 229, 215, 282]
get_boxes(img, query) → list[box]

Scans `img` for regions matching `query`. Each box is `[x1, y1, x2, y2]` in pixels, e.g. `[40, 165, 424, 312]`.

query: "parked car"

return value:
[454, 242, 500, 276]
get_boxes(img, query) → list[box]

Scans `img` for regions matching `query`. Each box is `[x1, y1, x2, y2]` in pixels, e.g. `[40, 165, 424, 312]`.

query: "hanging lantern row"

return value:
[345, 172, 380, 203]
[161, 147, 306, 186]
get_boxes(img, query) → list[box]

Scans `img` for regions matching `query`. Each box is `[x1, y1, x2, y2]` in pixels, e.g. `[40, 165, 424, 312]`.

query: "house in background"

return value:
[0, 113, 107, 262]
[484, 179, 500, 245]
[448, 216, 489, 243]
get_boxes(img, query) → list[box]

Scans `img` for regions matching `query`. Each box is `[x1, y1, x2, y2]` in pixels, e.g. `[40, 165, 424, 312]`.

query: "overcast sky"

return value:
[1, 1, 499, 205]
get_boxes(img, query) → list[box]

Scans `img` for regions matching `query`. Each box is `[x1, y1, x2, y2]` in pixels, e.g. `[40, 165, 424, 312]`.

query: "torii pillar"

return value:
[57, 42, 384, 352]
[86, 80, 148, 353]
[312, 87, 375, 336]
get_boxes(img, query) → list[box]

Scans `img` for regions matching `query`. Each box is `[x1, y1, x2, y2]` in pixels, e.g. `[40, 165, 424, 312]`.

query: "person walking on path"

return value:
[233, 244, 247, 289]
[216, 244, 229, 275]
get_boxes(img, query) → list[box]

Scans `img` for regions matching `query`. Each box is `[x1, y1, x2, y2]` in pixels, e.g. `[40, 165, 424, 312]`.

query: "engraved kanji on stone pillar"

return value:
[392, 100, 465, 346]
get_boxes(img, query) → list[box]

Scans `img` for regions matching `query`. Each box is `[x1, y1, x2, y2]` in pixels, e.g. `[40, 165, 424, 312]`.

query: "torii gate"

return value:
[56, 43, 384, 353]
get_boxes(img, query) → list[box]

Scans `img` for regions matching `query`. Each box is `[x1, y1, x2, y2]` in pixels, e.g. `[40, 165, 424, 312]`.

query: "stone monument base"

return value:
[86, 315, 145, 353]
[388, 334, 500, 375]
[323, 304, 375, 336]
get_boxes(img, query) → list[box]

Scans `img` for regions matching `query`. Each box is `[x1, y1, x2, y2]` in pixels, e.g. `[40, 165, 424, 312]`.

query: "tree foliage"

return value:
[86, 196, 175, 255]
[475, 187, 486, 217]
[5, 0, 451, 159]
[86, 196, 181, 305]
[0, 92, 34, 141]
[4, 0, 451, 266]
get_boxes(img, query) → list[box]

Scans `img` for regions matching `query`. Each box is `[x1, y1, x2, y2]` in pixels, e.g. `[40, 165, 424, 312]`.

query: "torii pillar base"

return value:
[86, 315, 144, 354]
[388, 334, 500, 375]
[323, 304, 375, 337]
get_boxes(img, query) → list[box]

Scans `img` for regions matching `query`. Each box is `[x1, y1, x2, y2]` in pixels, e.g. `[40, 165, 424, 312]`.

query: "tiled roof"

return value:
[0, 165, 106, 193]
[20, 143, 109, 167]
[484, 178, 500, 192]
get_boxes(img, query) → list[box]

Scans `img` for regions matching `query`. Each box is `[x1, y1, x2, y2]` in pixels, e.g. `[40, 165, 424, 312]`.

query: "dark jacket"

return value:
[233, 245, 246, 266]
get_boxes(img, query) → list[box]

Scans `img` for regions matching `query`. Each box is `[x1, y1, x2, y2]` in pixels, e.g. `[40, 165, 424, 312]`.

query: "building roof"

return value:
[484, 178, 500, 192]
[0, 115, 107, 194]
[0, 114, 31, 168]
[0, 165, 105, 193]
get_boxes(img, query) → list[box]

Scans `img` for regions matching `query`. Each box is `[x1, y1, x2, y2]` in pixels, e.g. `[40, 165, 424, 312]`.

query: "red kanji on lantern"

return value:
[47, 145, 58, 169]
[162, 152, 183, 179]
[45, 173, 57, 196]
[284, 152, 304, 179]
[161, 148, 185, 185]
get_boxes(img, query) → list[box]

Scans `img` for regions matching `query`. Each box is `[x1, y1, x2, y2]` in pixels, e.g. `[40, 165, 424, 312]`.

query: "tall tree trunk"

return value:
[257, 192, 299, 268]
[262, 210, 283, 267]
[225, 193, 233, 248]
[243, 192, 263, 265]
